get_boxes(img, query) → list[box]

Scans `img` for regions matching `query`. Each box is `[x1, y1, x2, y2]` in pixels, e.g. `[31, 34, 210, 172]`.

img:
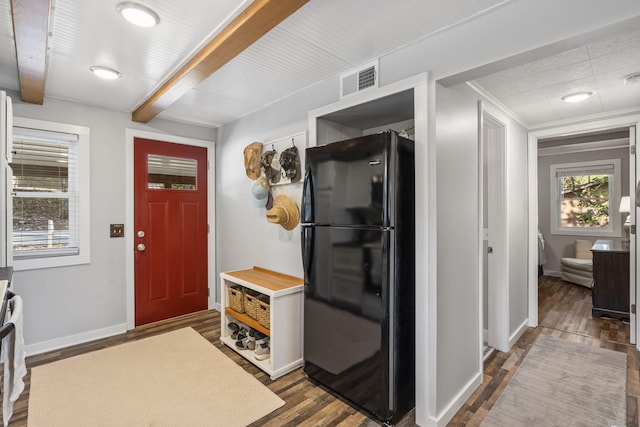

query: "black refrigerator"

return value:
[301, 130, 415, 425]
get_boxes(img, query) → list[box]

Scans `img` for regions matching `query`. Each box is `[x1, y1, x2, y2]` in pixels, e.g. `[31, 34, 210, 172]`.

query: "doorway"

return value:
[528, 117, 639, 348]
[479, 102, 509, 353]
[125, 130, 215, 330]
[133, 137, 208, 326]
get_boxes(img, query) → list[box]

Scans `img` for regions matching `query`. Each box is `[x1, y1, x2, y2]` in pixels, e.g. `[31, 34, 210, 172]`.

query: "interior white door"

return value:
[480, 102, 509, 353]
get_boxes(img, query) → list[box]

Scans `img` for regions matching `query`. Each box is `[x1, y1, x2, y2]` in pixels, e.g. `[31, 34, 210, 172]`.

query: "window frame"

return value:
[549, 159, 621, 237]
[12, 117, 91, 270]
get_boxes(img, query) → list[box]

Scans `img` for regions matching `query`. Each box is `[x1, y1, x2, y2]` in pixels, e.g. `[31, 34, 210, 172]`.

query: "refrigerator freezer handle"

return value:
[301, 166, 314, 223]
[301, 226, 314, 284]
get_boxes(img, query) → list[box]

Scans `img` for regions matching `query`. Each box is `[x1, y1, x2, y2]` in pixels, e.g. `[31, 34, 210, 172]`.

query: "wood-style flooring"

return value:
[448, 275, 638, 426]
[2, 309, 383, 427]
[2, 275, 638, 426]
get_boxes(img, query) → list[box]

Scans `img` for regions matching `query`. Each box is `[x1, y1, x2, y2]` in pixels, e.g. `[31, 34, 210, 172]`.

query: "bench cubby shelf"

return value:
[219, 266, 304, 380]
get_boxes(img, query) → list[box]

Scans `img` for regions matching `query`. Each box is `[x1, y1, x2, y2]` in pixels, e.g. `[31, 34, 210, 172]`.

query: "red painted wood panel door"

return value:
[134, 137, 208, 326]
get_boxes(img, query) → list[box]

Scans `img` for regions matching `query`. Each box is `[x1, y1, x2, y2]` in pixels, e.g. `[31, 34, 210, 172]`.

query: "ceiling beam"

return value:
[132, 0, 309, 123]
[11, 0, 51, 105]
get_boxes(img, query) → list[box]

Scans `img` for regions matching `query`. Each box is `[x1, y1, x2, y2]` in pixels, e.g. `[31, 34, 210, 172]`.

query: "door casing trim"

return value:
[527, 114, 640, 350]
[479, 101, 510, 353]
[125, 129, 215, 330]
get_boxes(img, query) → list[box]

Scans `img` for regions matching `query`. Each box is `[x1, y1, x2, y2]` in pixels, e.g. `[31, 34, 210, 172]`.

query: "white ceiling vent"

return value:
[340, 60, 379, 98]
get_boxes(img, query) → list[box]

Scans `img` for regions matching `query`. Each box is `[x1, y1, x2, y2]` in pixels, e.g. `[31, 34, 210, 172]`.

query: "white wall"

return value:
[434, 83, 481, 412]
[506, 115, 529, 338]
[434, 81, 529, 415]
[10, 95, 215, 352]
[214, 79, 339, 300]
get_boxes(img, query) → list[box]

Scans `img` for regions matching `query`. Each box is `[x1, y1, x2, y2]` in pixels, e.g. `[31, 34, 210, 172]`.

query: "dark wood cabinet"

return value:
[591, 239, 629, 320]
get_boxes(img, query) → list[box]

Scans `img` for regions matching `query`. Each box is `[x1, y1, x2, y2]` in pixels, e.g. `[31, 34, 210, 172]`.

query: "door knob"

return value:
[137, 243, 146, 251]
[137, 230, 145, 238]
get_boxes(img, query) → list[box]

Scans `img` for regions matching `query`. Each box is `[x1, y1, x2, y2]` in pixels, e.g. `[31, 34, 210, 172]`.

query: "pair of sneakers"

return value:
[254, 335, 270, 361]
[228, 322, 253, 349]
[228, 322, 270, 360]
[228, 322, 247, 340]
[235, 329, 257, 350]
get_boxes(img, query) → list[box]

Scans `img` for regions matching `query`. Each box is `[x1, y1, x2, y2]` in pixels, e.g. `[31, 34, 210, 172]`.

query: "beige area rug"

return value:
[28, 327, 284, 427]
[481, 335, 626, 427]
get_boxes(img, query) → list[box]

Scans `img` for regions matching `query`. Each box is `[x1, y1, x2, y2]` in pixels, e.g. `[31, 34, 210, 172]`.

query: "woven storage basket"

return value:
[228, 286, 244, 313]
[244, 289, 261, 320]
[256, 296, 270, 329]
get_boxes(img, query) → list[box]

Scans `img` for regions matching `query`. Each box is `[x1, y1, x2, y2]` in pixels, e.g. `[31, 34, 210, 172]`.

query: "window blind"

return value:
[11, 127, 80, 258]
[555, 164, 614, 177]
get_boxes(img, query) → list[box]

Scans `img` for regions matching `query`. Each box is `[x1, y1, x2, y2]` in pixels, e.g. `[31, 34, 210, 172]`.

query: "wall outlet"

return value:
[110, 224, 124, 238]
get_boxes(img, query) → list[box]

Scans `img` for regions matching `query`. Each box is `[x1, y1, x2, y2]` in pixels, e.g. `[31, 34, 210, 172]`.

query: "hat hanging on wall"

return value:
[243, 142, 263, 180]
[260, 149, 280, 184]
[266, 195, 299, 230]
[279, 146, 300, 182]
[251, 176, 273, 209]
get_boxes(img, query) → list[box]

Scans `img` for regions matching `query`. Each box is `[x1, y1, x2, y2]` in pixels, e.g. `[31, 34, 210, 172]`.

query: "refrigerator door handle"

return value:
[301, 226, 314, 284]
[301, 166, 314, 223]
[382, 229, 395, 412]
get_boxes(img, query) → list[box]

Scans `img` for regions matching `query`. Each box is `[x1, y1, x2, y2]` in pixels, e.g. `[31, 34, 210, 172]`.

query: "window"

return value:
[147, 154, 197, 190]
[11, 118, 90, 270]
[550, 159, 621, 236]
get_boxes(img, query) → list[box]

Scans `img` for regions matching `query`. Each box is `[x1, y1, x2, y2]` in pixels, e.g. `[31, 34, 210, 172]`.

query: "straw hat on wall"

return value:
[243, 142, 263, 180]
[266, 195, 299, 230]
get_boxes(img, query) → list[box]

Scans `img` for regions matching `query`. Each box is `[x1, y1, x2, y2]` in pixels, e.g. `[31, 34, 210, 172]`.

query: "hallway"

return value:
[449, 275, 638, 426]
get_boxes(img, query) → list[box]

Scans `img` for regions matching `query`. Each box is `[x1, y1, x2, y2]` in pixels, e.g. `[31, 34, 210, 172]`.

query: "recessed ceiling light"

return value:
[561, 91, 593, 103]
[623, 72, 640, 85]
[116, 2, 160, 27]
[90, 66, 122, 80]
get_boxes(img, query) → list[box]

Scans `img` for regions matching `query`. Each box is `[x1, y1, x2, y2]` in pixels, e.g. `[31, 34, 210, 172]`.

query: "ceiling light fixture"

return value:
[560, 91, 593, 103]
[623, 72, 640, 85]
[90, 66, 122, 80]
[116, 2, 160, 27]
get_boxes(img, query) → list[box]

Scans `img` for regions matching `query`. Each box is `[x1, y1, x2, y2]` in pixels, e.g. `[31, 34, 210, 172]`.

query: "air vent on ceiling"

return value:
[340, 60, 378, 98]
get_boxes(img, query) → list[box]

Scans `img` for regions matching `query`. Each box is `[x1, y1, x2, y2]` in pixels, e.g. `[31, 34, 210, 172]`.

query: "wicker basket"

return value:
[256, 296, 270, 329]
[244, 289, 261, 320]
[228, 286, 244, 313]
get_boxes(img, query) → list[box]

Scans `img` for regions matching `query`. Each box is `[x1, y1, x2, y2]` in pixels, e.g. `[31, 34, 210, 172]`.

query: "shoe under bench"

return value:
[219, 266, 304, 380]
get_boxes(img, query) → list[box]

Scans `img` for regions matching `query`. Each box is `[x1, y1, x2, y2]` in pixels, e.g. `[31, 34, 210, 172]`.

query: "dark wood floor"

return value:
[448, 275, 638, 426]
[2, 275, 638, 426]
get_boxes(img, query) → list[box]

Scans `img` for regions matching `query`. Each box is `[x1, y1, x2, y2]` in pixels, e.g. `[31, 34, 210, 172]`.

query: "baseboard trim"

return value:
[25, 323, 128, 356]
[509, 318, 529, 349]
[544, 270, 561, 277]
[272, 359, 304, 380]
[434, 371, 483, 427]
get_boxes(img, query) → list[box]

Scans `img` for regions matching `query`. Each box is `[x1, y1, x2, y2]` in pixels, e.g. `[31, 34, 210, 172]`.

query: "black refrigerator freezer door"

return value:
[302, 133, 388, 227]
[303, 226, 391, 420]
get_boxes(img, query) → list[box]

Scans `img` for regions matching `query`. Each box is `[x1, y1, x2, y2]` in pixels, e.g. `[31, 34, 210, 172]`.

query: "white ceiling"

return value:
[473, 30, 640, 127]
[0, 0, 639, 129]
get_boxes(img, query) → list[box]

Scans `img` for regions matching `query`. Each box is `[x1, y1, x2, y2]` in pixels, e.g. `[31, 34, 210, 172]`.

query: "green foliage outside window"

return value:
[560, 174, 609, 228]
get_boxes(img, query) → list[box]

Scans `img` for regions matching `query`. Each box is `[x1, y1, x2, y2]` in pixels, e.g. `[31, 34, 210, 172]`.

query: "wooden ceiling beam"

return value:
[11, 0, 51, 105]
[132, 0, 309, 123]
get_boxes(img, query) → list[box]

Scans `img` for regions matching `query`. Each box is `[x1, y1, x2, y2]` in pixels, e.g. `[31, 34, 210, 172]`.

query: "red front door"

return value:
[134, 137, 208, 326]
